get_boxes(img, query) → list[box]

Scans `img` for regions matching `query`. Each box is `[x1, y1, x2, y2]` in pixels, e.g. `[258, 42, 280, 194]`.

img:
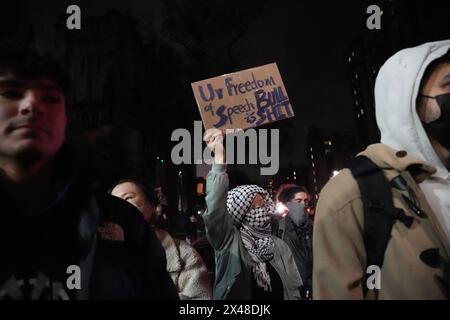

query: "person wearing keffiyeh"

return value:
[227, 185, 276, 291]
[202, 130, 303, 300]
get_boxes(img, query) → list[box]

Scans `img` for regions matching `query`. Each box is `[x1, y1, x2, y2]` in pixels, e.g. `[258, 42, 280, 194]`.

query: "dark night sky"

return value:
[228, 1, 368, 164]
[9, 0, 377, 181]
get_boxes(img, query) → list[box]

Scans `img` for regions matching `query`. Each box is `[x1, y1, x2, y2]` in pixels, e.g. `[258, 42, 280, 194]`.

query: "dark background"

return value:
[1, 0, 449, 221]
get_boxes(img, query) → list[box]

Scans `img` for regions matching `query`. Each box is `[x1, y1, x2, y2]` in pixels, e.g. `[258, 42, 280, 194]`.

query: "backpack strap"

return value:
[347, 156, 403, 294]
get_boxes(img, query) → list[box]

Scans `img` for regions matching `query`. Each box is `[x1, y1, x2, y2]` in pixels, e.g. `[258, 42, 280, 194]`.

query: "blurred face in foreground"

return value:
[0, 75, 66, 161]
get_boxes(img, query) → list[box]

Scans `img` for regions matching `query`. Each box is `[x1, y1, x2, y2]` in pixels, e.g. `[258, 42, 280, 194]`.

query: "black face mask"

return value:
[421, 93, 450, 149]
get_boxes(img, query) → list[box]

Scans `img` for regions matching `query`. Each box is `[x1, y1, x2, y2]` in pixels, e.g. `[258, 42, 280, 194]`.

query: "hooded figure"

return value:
[376, 40, 450, 244]
[313, 40, 450, 300]
[203, 164, 303, 300]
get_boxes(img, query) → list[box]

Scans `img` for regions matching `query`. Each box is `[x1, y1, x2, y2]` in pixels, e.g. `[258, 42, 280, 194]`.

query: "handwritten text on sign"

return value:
[191, 63, 294, 131]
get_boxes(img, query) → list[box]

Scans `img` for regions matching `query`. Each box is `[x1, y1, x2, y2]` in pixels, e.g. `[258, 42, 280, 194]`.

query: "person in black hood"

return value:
[0, 46, 178, 300]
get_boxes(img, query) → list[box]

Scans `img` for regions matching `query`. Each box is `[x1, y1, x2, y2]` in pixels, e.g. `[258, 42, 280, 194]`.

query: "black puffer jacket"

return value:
[0, 148, 178, 300]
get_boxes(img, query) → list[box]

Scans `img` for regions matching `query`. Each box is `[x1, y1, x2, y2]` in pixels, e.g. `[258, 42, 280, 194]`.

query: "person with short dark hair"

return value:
[0, 46, 178, 300]
[276, 184, 309, 205]
[273, 183, 313, 299]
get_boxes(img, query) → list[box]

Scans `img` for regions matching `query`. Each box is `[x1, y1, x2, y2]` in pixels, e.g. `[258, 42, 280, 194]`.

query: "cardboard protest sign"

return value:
[191, 63, 294, 131]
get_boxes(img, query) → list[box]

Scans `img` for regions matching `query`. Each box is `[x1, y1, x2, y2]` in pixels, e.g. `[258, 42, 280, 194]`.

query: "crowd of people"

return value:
[0, 39, 449, 299]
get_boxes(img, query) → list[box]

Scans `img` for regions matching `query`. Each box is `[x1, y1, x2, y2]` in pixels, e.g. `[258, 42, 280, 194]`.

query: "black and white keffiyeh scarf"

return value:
[226, 185, 275, 291]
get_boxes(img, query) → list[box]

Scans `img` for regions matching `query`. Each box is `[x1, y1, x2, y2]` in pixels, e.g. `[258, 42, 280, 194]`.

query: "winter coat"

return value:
[314, 40, 450, 300]
[155, 229, 212, 300]
[204, 164, 302, 300]
[0, 147, 178, 300]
